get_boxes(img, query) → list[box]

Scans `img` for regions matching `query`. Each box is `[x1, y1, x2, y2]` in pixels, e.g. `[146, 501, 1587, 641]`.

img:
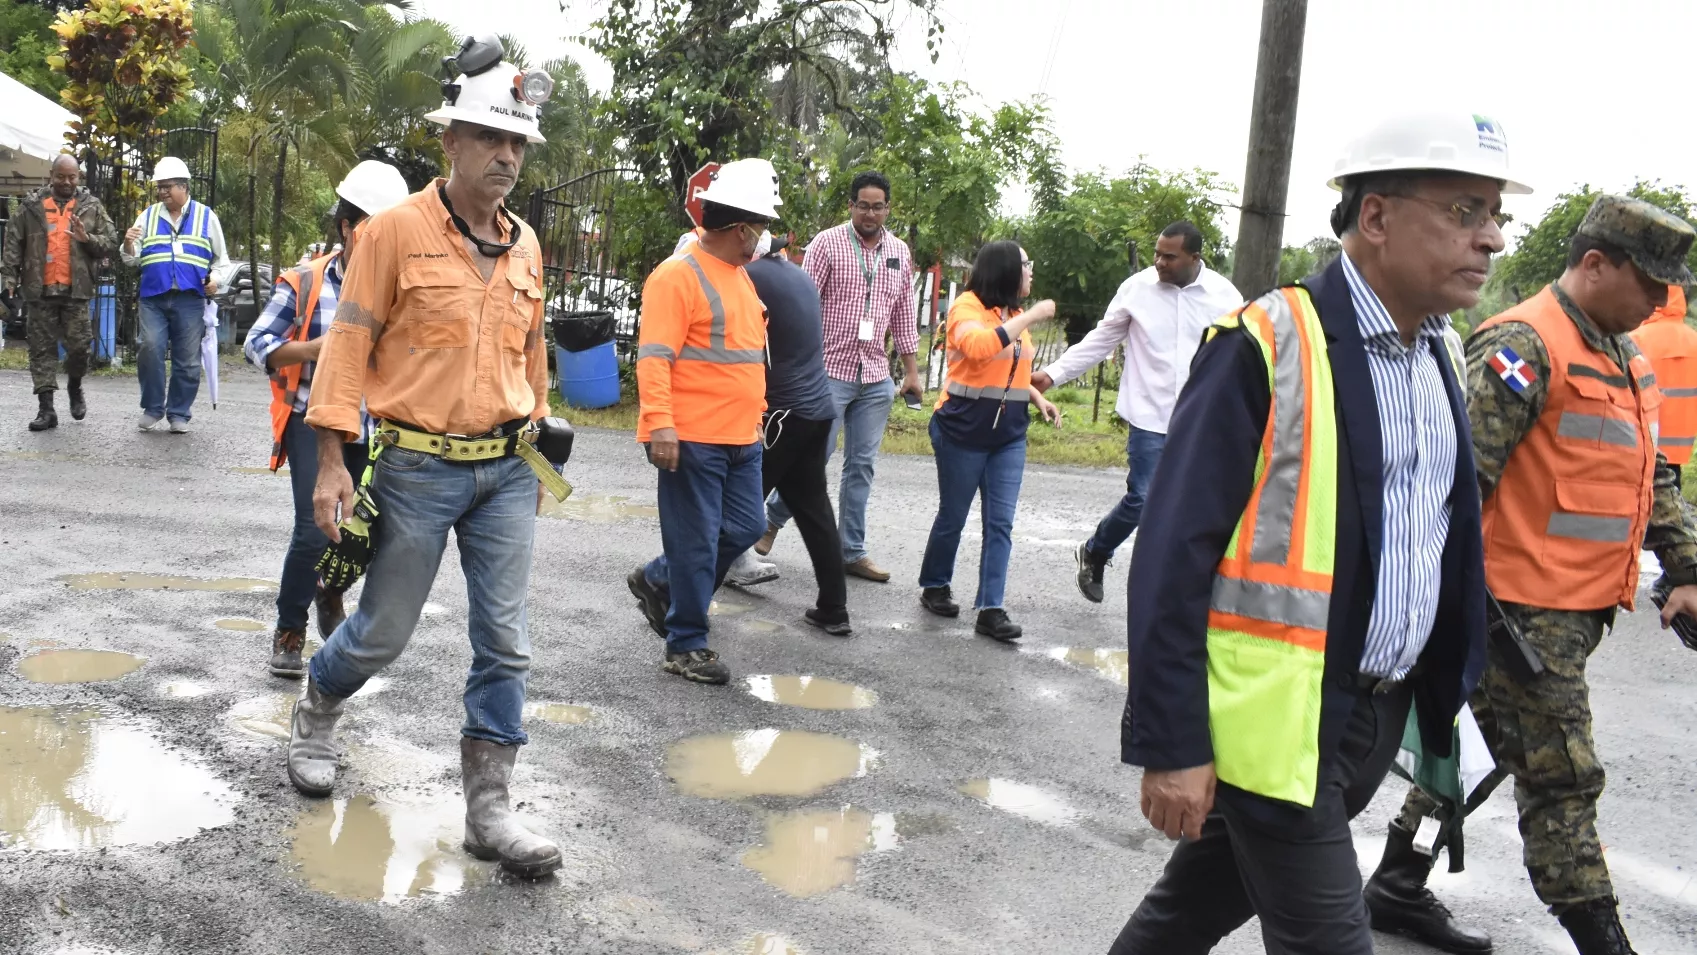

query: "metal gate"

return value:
[525, 167, 641, 370]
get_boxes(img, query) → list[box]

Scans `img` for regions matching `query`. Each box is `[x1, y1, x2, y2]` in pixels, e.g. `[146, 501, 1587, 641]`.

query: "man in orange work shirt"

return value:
[626, 158, 779, 685]
[288, 36, 565, 880]
[1631, 284, 1697, 486]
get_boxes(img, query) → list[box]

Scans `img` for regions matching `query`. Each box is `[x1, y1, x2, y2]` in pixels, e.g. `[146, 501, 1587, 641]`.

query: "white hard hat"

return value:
[696, 158, 782, 221]
[152, 156, 191, 182]
[1327, 110, 1532, 195]
[336, 160, 411, 216]
[424, 35, 550, 144]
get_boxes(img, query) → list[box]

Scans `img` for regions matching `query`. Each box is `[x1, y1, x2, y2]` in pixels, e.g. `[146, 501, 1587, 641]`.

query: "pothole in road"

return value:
[284, 792, 492, 903]
[666, 729, 877, 799]
[213, 618, 268, 632]
[18, 649, 145, 684]
[525, 701, 594, 725]
[159, 680, 211, 698]
[538, 493, 659, 522]
[58, 573, 277, 593]
[958, 778, 1082, 828]
[741, 806, 899, 897]
[1044, 647, 1128, 686]
[0, 705, 240, 850]
[743, 676, 877, 710]
[227, 694, 295, 740]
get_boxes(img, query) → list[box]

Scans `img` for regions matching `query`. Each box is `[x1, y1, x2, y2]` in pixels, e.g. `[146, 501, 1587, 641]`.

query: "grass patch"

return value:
[0, 344, 135, 377]
[1685, 460, 1697, 505]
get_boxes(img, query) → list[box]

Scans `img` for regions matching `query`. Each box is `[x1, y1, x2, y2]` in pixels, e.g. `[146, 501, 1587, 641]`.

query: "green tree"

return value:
[1, 0, 65, 99]
[1277, 236, 1340, 285]
[48, 0, 195, 153]
[1490, 181, 1697, 300]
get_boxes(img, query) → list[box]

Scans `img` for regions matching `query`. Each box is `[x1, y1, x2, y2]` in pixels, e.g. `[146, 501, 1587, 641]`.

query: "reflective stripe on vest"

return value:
[137, 201, 214, 298]
[945, 381, 1029, 402]
[266, 256, 332, 471]
[1202, 285, 1337, 808]
[1630, 297, 1697, 464]
[672, 254, 764, 365]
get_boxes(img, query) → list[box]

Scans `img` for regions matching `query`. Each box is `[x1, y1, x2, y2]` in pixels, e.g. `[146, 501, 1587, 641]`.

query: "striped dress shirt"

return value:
[1341, 254, 1458, 679]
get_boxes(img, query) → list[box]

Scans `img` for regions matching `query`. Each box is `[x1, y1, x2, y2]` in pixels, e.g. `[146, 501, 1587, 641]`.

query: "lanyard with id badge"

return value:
[854, 238, 883, 344]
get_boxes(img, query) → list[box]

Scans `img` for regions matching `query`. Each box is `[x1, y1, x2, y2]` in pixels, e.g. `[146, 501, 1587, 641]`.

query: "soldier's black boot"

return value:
[28, 392, 57, 432]
[1364, 822, 1493, 953]
[1557, 897, 1637, 955]
[67, 377, 86, 420]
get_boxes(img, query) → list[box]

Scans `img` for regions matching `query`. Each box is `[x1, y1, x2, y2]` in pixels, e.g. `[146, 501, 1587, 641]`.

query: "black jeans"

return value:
[761, 412, 847, 619]
[276, 411, 370, 630]
[1109, 682, 1413, 955]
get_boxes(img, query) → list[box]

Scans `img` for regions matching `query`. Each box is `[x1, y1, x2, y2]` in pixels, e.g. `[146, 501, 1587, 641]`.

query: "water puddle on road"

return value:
[214, 618, 267, 632]
[1046, 647, 1129, 686]
[741, 806, 899, 897]
[18, 649, 145, 684]
[958, 778, 1082, 829]
[538, 493, 659, 522]
[284, 792, 491, 903]
[709, 600, 752, 617]
[742, 618, 786, 634]
[58, 573, 277, 593]
[227, 694, 296, 740]
[744, 676, 877, 711]
[0, 705, 240, 850]
[666, 729, 878, 799]
[524, 701, 594, 725]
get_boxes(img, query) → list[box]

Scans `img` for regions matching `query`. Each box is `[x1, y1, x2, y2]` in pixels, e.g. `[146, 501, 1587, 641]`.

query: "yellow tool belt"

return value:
[376, 420, 572, 503]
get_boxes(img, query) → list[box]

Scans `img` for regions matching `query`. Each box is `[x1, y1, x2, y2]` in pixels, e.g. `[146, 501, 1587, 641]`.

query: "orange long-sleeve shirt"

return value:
[635, 243, 767, 444]
[306, 181, 548, 440]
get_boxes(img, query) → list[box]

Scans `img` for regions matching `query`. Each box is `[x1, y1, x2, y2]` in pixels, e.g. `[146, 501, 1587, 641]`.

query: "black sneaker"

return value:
[919, 586, 960, 618]
[804, 608, 853, 637]
[626, 567, 669, 638]
[663, 648, 730, 685]
[1075, 541, 1109, 603]
[975, 608, 1023, 642]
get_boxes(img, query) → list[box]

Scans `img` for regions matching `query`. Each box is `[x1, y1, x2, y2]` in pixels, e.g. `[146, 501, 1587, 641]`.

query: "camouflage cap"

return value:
[1576, 195, 1696, 286]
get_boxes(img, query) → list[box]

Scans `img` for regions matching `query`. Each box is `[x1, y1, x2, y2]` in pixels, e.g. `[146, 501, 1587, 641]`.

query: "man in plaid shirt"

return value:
[756, 171, 919, 582]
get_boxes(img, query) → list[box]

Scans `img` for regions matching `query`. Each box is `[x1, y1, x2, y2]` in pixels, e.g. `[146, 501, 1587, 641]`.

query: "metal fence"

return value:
[524, 167, 642, 370]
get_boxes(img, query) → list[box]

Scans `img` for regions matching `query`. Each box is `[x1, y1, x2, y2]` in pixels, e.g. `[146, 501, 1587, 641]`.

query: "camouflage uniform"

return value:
[0, 186, 119, 394]
[1394, 205, 1697, 914]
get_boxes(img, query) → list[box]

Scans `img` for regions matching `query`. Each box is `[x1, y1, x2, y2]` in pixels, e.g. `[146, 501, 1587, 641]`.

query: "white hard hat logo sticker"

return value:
[1474, 115, 1506, 155]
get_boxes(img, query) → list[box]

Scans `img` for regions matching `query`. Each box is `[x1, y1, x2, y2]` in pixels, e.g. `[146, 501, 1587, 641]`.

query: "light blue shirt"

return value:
[1341, 254, 1458, 679]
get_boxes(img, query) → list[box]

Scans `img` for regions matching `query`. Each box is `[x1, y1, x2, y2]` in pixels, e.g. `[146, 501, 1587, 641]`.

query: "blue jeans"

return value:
[645, 440, 764, 653]
[308, 449, 538, 745]
[275, 412, 370, 630]
[1086, 426, 1167, 559]
[767, 375, 894, 561]
[918, 417, 1026, 611]
[137, 290, 205, 421]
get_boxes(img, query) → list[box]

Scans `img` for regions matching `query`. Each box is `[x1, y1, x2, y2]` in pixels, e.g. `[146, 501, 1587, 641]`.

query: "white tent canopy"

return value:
[0, 69, 75, 197]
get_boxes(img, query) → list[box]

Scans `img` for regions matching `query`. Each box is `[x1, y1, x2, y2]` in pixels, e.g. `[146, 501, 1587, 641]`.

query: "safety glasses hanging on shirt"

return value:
[438, 183, 520, 258]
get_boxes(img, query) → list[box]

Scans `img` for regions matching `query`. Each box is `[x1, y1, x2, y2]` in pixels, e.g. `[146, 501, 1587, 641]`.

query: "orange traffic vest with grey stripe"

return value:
[1479, 286, 1661, 612]
[1201, 285, 1337, 808]
[266, 256, 333, 471]
[1630, 285, 1697, 464]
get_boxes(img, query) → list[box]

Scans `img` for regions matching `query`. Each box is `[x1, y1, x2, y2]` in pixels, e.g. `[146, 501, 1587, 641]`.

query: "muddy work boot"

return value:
[28, 392, 56, 432]
[663, 648, 730, 685]
[66, 377, 86, 421]
[1364, 822, 1492, 953]
[724, 547, 779, 587]
[287, 674, 346, 797]
[460, 737, 563, 878]
[314, 583, 348, 640]
[268, 627, 307, 679]
[754, 521, 781, 556]
[1557, 897, 1637, 955]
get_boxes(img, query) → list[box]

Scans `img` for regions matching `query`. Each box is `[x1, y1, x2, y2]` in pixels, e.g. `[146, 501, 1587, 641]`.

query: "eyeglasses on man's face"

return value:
[1396, 194, 1512, 230]
[851, 202, 889, 214]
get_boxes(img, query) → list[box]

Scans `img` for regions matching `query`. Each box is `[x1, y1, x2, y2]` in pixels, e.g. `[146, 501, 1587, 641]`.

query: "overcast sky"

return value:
[420, 0, 1696, 247]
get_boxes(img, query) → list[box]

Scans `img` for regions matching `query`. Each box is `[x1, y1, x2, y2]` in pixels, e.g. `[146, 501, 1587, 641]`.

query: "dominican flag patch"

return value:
[1488, 347, 1536, 393]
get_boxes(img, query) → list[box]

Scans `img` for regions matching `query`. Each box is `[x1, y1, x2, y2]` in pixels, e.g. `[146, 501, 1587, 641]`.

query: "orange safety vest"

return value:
[934, 292, 1033, 409]
[1479, 286, 1661, 612]
[266, 256, 334, 471]
[1630, 286, 1697, 465]
[43, 197, 76, 288]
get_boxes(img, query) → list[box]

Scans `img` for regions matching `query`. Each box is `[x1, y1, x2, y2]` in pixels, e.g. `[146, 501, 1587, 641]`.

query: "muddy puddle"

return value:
[538, 493, 659, 522]
[959, 778, 1082, 828]
[709, 600, 752, 617]
[285, 792, 491, 903]
[1046, 647, 1129, 686]
[0, 705, 239, 850]
[667, 729, 878, 799]
[214, 618, 268, 632]
[744, 676, 877, 711]
[741, 806, 899, 897]
[742, 618, 786, 634]
[227, 694, 296, 740]
[525, 701, 594, 725]
[18, 649, 145, 684]
[58, 573, 277, 593]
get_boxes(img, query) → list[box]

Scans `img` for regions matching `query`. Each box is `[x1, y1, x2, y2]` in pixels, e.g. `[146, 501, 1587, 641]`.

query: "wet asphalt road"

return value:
[0, 365, 1693, 955]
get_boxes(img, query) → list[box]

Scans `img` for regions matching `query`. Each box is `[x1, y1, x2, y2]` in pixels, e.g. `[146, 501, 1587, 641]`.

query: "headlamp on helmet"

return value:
[513, 69, 553, 106]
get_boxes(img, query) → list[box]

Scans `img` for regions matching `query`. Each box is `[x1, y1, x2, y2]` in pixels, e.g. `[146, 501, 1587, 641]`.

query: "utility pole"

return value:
[1231, 0, 1308, 295]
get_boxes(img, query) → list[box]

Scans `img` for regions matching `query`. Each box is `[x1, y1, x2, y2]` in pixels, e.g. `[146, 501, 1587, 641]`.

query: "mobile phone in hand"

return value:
[903, 392, 923, 411]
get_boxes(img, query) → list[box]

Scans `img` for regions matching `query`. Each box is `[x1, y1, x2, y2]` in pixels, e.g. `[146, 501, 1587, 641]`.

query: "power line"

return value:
[1037, 0, 1073, 97]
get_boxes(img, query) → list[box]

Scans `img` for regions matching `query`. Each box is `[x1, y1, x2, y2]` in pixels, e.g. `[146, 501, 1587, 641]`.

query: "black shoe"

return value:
[975, 608, 1023, 642]
[67, 378, 86, 420]
[663, 648, 730, 685]
[314, 583, 347, 640]
[1557, 898, 1637, 955]
[919, 586, 960, 618]
[1074, 541, 1108, 603]
[626, 567, 669, 638]
[268, 627, 307, 678]
[804, 608, 853, 637]
[1364, 823, 1493, 953]
[28, 392, 56, 432]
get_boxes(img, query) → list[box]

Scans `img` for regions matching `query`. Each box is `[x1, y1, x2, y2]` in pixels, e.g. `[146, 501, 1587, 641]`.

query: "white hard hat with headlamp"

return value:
[1327, 109, 1532, 194]
[424, 34, 553, 144]
[695, 157, 783, 221]
[152, 156, 192, 183]
[336, 160, 411, 217]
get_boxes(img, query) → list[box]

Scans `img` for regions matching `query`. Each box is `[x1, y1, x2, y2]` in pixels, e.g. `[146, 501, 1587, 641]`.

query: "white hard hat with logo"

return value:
[695, 158, 783, 220]
[336, 160, 411, 216]
[152, 156, 191, 183]
[1327, 109, 1533, 195]
[424, 35, 551, 144]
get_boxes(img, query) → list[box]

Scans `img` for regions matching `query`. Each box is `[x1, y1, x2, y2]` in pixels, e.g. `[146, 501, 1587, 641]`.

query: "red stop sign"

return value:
[684, 162, 721, 227]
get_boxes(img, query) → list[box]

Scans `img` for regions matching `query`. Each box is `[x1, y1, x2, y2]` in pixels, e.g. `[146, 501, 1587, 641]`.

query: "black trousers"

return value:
[761, 413, 847, 617]
[1110, 682, 1413, 955]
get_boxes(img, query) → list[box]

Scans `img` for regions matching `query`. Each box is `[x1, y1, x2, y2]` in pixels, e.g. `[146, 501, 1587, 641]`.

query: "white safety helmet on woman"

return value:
[423, 35, 552, 144]
[695, 158, 783, 221]
[336, 160, 411, 217]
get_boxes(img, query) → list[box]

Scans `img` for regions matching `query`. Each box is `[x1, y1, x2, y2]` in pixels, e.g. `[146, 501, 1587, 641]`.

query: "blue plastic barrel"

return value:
[557, 339, 620, 409]
[66, 283, 116, 362]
